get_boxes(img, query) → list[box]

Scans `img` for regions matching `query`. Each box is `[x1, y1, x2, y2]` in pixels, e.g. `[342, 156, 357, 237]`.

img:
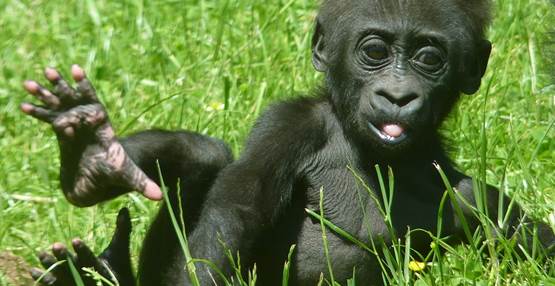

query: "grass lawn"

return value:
[0, 0, 554, 285]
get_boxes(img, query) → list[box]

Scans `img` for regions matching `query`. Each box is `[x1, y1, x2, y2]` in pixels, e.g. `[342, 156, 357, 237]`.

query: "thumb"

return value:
[118, 155, 163, 201]
[141, 178, 163, 201]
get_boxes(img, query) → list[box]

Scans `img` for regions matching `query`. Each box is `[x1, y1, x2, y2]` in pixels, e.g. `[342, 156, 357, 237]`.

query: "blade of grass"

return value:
[318, 188, 336, 286]
[66, 258, 85, 286]
[282, 245, 296, 286]
[156, 161, 200, 286]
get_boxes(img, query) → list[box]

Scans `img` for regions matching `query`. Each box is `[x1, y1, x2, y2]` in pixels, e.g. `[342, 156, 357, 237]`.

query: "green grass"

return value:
[0, 0, 553, 285]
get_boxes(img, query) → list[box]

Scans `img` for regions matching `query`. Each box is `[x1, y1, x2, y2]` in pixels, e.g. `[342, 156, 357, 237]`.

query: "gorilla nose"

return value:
[370, 87, 422, 114]
[375, 89, 419, 107]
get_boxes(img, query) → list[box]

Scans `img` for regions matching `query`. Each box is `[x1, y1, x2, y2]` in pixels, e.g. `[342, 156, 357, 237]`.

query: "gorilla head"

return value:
[312, 0, 492, 158]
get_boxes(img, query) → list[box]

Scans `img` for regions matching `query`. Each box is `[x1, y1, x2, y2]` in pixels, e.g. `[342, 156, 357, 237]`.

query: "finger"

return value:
[78, 104, 107, 126]
[30, 268, 57, 285]
[96, 125, 116, 148]
[64, 127, 75, 137]
[71, 238, 97, 268]
[50, 104, 106, 136]
[52, 114, 80, 135]
[44, 67, 61, 83]
[72, 65, 98, 102]
[108, 143, 162, 201]
[45, 67, 79, 104]
[141, 178, 163, 201]
[20, 103, 55, 123]
[71, 64, 86, 81]
[127, 169, 163, 201]
[23, 80, 40, 94]
[24, 80, 61, 108]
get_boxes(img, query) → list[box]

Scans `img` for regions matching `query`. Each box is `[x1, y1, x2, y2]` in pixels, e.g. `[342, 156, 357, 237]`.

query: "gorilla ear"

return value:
[312, 21, 327, 72]
[461, 40, 492, 95]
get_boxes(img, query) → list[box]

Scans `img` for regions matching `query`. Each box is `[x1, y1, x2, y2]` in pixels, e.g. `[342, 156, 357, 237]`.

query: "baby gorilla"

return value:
[22, 0, 554, 285]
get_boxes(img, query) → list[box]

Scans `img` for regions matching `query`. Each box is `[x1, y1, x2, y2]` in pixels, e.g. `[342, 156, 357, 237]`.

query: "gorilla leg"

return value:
[137, 184, 223, 285]
[119, 131, 234, 285]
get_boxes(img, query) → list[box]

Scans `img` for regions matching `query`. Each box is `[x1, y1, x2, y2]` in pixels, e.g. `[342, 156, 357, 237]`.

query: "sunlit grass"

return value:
[0, 0, 553, 285]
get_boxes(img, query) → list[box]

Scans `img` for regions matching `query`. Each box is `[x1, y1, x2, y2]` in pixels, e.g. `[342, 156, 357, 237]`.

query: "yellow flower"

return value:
[205, 101, 225, 112]
[408, 260, 426, 272]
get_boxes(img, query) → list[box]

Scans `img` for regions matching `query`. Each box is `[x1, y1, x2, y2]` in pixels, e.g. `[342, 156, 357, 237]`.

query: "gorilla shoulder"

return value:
[241, 96, 332, 161]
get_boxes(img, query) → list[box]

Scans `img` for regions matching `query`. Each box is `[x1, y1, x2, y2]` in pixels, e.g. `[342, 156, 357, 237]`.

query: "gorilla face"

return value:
[313, 0, 492, 157]
[345, 25, 453, 153]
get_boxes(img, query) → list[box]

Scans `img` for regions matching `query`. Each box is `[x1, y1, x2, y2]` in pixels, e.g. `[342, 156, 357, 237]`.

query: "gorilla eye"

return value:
[362, 39, 390, 64]
[413, 47, 444, 72]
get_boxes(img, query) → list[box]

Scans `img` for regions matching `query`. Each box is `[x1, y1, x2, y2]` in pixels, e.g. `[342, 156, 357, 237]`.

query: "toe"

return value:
[72, 238, 97, 267]
[38, 251, 57, 269]
[30, 267, 57, 285]
[51, 243, 71, 262]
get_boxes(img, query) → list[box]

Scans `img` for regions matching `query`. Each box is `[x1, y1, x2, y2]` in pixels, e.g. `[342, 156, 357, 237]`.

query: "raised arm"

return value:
[21, 65, 162, 206]
[21, 66, 231, 207]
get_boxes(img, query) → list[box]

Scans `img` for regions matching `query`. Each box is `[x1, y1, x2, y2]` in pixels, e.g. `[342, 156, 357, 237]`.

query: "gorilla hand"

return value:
[21, 65, 161, 206]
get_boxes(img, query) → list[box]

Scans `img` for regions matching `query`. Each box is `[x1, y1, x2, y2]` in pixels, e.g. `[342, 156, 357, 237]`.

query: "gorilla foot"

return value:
[30, 208, 135, 286]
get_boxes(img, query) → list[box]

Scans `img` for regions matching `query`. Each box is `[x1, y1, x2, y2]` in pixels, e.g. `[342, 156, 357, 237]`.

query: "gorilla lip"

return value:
[368, 122, 407, 144]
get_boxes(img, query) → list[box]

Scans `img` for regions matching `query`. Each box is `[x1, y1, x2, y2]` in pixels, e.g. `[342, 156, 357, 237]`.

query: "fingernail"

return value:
[44, 67, 60, 81]
[143, 180, 163, 201]
[72, 238, 82, 248]
[37, 251, 48, 259]
[23, 80, 39, 93]
[52, 242, 65, 252]
[71, 64, 86, 81]
[20, 103, 34, 114]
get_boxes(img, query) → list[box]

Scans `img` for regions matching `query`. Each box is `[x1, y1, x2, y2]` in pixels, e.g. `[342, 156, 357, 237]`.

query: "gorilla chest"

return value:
[301, 165, 448, 240]
[290, 167, 388, 284]
[290, 166, 448, 284]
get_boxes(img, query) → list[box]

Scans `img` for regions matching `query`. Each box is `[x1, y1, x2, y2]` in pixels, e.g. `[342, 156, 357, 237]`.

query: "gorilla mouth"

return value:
[368, 122, 408, 144]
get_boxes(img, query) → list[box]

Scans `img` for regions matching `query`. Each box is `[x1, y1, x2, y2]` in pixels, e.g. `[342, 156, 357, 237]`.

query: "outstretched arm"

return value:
[21, 66, 231, 207]
[21, 65, 161, 206]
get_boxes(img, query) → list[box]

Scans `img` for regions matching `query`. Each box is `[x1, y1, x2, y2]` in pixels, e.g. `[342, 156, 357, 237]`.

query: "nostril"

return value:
[398, 93, 418, 107]
[376, 90, 419, 107]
